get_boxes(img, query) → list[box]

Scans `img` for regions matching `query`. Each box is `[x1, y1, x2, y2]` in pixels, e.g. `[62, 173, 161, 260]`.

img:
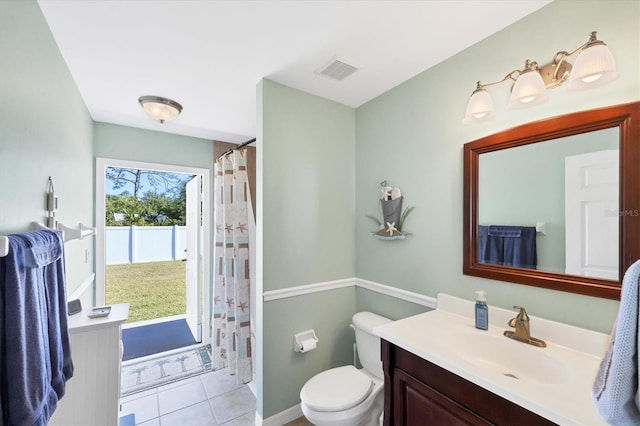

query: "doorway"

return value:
[96, 158, 211, 349]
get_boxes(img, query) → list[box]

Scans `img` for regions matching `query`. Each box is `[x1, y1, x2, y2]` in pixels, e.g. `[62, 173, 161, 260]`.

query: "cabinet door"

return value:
[394, 368, 491, 426]
[49, 322, 123, 425]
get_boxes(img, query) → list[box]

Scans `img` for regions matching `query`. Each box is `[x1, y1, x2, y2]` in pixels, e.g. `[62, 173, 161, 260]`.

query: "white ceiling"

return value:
[38, 0, 551, 143]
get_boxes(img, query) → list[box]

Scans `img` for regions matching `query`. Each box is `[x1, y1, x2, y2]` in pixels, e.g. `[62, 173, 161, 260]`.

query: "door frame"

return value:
[185, 175, 203, 342]
[95, 157, 211, 345]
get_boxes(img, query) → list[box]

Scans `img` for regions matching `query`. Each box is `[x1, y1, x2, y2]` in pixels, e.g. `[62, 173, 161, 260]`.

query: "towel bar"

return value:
[0, 222, 96, 257]
[0, 236, 8, 257]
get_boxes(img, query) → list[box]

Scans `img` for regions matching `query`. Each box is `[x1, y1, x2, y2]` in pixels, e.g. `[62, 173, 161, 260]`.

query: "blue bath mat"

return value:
[122, 319, 196, 361]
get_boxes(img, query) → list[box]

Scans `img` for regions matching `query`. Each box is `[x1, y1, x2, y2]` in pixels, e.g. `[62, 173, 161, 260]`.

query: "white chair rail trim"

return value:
[262, 277, 437, 309]
[356, 278, 437, 309]
[262, 278, 354, 302]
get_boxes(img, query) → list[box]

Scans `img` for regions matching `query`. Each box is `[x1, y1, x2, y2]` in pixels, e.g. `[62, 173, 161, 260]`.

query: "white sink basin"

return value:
[374, 294, 610, 425]
[452, 332, 572, 384]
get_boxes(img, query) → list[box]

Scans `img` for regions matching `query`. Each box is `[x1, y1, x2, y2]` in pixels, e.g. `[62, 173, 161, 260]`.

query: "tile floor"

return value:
[120, 367, 256, 426]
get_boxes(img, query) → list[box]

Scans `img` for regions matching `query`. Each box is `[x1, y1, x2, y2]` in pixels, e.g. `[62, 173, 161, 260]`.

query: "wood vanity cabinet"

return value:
[381, 340, 556, 426]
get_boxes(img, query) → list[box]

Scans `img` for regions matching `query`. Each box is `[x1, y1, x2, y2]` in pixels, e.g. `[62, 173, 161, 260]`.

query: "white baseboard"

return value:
[247, 380, 257, 399]
[260, 404, 303, 426]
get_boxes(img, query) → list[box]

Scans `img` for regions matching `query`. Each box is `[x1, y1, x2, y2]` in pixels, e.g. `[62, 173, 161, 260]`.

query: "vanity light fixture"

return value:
[463, 31, 619, 124]
[138, 96, 183, 123]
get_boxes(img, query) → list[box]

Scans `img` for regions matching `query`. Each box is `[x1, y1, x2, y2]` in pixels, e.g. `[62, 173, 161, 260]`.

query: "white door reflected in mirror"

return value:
[565, 150, 619, 280]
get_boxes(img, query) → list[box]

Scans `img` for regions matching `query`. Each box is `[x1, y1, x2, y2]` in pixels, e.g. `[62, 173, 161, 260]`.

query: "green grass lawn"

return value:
[106, 260, 186, 323]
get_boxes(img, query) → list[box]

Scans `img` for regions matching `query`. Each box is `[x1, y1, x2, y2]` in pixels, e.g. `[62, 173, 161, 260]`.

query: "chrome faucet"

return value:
[503, 306, 547, 348]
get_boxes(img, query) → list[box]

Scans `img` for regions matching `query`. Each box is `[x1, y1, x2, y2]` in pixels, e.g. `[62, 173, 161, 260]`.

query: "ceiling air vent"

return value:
[316, 57, 360, 81]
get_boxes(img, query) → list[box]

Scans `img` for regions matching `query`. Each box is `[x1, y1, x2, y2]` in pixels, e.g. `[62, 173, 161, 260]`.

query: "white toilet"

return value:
[300, 312, 392, 426]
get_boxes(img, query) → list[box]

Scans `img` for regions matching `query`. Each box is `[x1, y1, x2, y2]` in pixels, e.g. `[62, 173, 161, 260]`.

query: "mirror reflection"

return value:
[464, 102, 640, 300]
[478, 128, 619, 280]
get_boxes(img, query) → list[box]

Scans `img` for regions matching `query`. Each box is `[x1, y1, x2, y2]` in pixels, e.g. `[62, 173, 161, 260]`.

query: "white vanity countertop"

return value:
[374, 294, 610, 425]
[67, 303, 130, 332]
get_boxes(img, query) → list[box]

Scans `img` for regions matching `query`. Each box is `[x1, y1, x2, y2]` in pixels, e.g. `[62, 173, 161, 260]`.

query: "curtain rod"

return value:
[218, 138, 256, 159]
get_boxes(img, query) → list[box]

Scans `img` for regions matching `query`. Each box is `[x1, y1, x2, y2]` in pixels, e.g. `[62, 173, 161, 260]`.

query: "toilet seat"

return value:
[300, 365, 373, 412]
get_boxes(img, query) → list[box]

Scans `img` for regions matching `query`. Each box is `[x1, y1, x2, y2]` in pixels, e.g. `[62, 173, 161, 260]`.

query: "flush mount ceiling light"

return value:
[138, 96, 183, 123]
[463, 31, 619, 124]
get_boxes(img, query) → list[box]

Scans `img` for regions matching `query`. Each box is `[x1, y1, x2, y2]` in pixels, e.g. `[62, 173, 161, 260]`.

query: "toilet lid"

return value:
[301, 365, 373, 412]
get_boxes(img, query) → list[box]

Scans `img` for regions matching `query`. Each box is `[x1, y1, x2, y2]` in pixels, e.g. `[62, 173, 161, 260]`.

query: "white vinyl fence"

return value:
[106, 225, 187, 265]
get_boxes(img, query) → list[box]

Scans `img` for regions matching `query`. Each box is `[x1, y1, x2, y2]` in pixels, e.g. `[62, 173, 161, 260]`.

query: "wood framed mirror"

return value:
[463, 102, 640, 300]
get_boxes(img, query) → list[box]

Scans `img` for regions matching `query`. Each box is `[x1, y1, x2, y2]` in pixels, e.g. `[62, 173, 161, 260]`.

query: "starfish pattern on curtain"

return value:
[212, 149, 253, 384]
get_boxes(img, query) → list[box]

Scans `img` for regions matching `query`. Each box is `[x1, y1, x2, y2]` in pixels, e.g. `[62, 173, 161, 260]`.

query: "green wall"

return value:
[93, 122, 213, 170]
[261, 80, 356, 290]
[0, 0, 94, 305]
[356, 0, 639, 334]
[355, 287, 430, 321]
[259, 80, 357, 418]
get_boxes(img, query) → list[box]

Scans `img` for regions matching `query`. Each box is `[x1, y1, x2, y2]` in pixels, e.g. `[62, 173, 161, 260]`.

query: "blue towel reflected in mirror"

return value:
[478, 225, 537, 269]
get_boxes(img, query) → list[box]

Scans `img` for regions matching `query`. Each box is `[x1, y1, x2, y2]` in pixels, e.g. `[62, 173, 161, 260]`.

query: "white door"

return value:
[565, 150, 619, 280]
[185, 175, 202, 341]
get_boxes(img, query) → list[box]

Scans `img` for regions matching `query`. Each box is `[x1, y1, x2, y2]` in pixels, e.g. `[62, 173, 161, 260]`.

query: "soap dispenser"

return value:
[475, 290, 488, 330]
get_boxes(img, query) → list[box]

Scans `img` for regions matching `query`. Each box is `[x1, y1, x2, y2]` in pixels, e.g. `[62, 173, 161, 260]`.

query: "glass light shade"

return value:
[142, 102, 179, 122]
[462, 88, 495, 124]
[138, 96, 183, 123]
[566, 43, 619, 91]
[508, 70, 548, 109]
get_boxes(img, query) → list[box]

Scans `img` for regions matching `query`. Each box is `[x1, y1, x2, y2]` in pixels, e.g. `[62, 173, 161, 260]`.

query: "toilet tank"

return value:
[352, 312, 392, 380]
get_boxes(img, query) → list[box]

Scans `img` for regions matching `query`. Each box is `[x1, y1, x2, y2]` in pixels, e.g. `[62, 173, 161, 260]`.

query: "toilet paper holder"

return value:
[294, 329, 319, 352]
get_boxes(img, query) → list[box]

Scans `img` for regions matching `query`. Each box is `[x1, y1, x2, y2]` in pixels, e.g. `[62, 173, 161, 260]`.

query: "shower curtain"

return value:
[212, 149, 253, 384]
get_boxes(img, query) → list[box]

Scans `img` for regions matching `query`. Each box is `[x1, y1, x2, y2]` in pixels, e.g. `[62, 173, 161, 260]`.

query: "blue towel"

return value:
[478, 225, 537, 269]
[593, 259, 640, 425]
[487, 226, 522, 238]
[0, 230, 73, 426]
